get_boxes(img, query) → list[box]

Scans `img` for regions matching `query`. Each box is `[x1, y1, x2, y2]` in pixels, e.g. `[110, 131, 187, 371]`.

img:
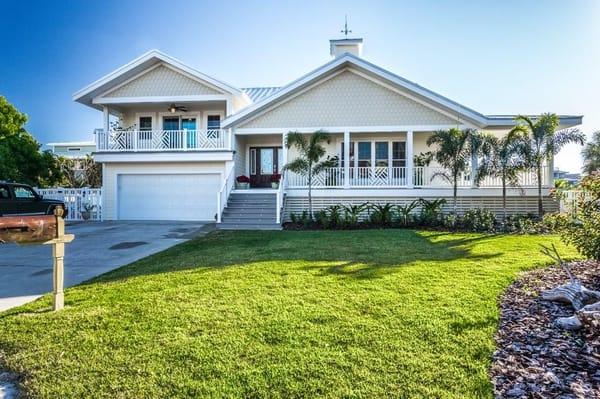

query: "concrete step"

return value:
[222, 210, 277, 217]
[221, 218, 277, 224]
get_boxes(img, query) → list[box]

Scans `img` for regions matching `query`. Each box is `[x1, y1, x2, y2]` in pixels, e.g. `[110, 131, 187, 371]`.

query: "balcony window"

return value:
[207, 115, 220, 139]
[139, 117, 152, 131]
[357, 142, 371, 167]
[392, 141, 406, 167]
[375, 142, 388, 167]
[340, 141, 355, 167]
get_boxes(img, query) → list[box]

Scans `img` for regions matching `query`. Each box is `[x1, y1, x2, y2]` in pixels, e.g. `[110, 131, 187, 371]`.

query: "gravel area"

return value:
[491, 261, 600, 398]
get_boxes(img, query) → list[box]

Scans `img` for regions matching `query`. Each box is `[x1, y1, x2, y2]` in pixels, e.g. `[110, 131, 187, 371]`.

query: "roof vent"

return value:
[330, 38, 363, 58]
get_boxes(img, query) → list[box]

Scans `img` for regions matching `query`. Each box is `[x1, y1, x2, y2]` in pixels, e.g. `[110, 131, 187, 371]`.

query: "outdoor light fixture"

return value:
[169, 104, 177, 113]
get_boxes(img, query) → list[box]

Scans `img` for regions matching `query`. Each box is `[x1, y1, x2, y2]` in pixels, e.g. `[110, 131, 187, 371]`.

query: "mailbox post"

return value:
[0, 209, 74, 311]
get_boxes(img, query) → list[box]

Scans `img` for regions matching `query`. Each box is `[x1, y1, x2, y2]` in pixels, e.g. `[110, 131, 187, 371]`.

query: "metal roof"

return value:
[242, 87, 281, 103]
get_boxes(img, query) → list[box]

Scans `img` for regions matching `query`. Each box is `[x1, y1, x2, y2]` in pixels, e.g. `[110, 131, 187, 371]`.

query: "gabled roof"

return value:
[73, 50, 243, 110]
[223, 53, 582, 129]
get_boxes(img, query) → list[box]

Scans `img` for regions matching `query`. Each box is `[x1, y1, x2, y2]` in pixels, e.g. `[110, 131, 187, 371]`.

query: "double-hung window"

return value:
[207, 115, 221, 138]
[375, 142, 389, 167]
[357, 142, 371, 167]
[138, 116, 153, 142]
[392, 142, 406, 167]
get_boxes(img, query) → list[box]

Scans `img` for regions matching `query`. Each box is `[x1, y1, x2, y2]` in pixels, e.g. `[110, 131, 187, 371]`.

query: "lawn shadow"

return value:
[77, 229, 504, 286]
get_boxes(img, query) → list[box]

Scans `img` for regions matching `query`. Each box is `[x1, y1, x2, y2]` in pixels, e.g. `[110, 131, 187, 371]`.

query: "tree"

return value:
[515, 113, 585, 216]
[283, 130, 333, 219]
[582, 131, 600, 175]
[426, 128, 492, 214]
[0, 96, 64, 187]
[57, 154, 102, 188]
[477, 129, 529, 220]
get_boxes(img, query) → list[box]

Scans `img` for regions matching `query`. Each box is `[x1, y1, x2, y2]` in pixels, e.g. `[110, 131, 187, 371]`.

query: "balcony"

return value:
[95, 129, 230, 152]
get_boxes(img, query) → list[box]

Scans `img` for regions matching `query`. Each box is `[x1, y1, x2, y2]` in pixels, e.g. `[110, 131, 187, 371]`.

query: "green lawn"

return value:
[0, 230, 578, 398]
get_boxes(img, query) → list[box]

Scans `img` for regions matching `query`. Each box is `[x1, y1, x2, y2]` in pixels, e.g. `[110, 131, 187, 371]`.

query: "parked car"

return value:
[0, 182, 67, 217]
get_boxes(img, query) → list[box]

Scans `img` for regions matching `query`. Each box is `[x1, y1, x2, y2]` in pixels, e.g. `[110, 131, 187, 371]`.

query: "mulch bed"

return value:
[491, 260, 600, 398]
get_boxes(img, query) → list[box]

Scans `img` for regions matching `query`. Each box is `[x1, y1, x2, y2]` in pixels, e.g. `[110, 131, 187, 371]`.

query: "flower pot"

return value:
[81, 211, 91, 221]
[271, 182, 279, 189]
[237, 182, 250, 189]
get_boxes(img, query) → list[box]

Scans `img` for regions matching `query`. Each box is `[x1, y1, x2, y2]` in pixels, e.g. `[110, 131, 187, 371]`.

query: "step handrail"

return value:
[276, 172, 286, 224]
[216, 164, 235, 223]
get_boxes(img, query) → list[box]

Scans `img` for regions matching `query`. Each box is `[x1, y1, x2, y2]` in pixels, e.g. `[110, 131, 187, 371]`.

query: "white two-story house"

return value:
[73, 38, 582, 228]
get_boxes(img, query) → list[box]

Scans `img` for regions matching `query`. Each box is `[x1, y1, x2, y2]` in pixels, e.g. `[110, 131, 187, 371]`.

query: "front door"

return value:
[250, 147, 283, 188]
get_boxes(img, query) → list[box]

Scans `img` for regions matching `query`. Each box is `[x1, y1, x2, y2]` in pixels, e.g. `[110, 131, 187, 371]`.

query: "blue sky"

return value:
[1, 0, 598, 172]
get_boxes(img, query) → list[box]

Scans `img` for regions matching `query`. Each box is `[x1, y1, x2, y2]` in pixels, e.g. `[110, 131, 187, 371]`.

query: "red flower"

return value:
[270, 174, 281, 183]
[236, 175, 250, 183]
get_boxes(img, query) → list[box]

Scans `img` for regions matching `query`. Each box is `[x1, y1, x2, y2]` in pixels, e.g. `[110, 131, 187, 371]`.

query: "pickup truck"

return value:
[0, 182, 67, 217]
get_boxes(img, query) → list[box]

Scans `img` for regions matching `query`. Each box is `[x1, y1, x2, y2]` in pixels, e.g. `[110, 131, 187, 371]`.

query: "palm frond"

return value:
[283, 157, 309, 174]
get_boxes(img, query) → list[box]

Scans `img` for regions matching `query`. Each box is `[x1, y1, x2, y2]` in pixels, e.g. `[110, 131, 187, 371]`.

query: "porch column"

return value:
[282, 131, 288, 169]
[471, 152, 478, 188]
[406, 130, 414, 188]
[344, 130, 350, 188]
[547, 154, 554, 188]
[102, 106, 109, 133]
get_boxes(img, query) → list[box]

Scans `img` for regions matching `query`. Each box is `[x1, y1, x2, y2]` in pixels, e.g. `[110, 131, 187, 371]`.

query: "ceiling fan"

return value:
[168, 103, 188, 113]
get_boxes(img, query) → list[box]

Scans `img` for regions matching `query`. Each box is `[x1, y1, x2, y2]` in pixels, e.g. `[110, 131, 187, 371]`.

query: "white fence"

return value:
[36, 188, 102, 221]
[559, 190, 590, 213]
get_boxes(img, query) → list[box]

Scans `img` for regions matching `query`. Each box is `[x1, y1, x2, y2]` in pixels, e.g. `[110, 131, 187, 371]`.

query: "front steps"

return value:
[218, 191, 282, 230]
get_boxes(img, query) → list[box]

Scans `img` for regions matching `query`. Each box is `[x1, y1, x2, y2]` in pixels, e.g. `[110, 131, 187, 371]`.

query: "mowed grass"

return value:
[0, 230, 578, 398]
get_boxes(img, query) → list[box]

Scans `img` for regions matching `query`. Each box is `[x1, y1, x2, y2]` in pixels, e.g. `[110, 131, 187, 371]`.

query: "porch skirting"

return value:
[283, 195, 559, 221]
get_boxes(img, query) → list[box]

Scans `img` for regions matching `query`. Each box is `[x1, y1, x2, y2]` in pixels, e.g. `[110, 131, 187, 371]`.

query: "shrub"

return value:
[343, 203, 368, 228]
[559, 174, 600, 260]
[462, 209, 496, 232]
[369, 203, 395, 226]
[418, 198, 446, 226]
[236, 175, 250, 183]
[395, 200, 419, 227]
[502, 213, 538, 234]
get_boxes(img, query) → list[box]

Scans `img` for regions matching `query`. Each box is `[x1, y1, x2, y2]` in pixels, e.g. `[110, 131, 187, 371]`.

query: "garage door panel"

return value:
[117, 174, 220, 221]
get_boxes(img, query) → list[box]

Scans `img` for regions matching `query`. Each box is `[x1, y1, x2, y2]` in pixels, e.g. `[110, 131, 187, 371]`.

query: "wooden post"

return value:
[44, 208, 74, 311]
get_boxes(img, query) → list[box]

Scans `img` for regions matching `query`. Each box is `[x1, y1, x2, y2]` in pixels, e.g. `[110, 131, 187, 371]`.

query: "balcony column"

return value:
[344, 130, 350, 188]
[406, 130, 414, 188]
[102, 106, 109, 133]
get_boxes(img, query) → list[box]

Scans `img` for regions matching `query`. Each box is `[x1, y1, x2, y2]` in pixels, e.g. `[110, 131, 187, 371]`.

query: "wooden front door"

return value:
[250, 147, 283, 188]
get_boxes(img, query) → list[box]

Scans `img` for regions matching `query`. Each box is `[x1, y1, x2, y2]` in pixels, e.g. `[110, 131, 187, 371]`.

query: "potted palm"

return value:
[236, 175, 250, 189]
[271, 174, 281, 189]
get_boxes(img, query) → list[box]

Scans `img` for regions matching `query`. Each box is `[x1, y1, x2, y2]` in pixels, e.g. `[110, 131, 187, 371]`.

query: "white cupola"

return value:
[329, 38, 363, 58]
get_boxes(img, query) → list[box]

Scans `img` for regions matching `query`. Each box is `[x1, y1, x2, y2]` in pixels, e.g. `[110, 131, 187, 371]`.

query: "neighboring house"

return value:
[553, 169, 581, 185]
[73, 38, 582, 227]
[46, 141, 96, 159]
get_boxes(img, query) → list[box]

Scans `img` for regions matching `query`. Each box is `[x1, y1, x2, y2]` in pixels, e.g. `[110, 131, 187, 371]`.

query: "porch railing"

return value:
[287, 166, 548, 189]
[216, 163, 235, 223]
[96, 129, 229, 152]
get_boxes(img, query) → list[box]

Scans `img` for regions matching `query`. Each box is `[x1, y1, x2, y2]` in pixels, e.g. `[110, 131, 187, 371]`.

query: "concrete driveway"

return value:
[0, 221, 212, 311]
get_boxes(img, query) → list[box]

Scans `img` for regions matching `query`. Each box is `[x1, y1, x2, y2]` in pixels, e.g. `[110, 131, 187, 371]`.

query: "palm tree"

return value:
[515, 113, 585, 216]
[476, 129, 529, 220]
[283, 130, 333, 219]
[583, 131, 600, 175]
[426, 128, 492, 214]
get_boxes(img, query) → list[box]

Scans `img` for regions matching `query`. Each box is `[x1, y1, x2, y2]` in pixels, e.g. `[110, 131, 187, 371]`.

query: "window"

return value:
[207, 115, 221, 130]
[392, 142, 406, 167]
[13, 186, 37, 199]
[340, 141, 355, 167]
[139, 117, 152, 131]
[207, 115, 220, 139]
[0, 186, 9, 199]
[375, 142, 389, 167]
[250, 149, 257, 175]
[163, 117, 180, 131]
[357, 142, 371, 167]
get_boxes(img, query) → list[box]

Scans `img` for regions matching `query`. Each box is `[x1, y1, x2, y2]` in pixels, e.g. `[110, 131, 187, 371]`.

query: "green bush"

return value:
[418, 198, 446, 226]
[369, 203, 395, 226]
[559, 174, 600, 260]
[462, 209, 496, 232]
[395, 200, 419, 227]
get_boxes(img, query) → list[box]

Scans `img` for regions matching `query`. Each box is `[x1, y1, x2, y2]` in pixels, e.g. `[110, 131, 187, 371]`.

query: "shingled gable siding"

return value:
[104, 65, 222, 97]
[238, 70, 458, 129]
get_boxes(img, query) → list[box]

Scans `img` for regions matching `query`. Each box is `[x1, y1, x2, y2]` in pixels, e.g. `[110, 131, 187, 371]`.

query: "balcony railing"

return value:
[287, 166, 548, 189]
[96, 129, 229, 152]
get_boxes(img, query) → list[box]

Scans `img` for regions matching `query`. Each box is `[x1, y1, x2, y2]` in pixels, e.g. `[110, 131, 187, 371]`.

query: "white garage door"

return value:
[117, 174, 220, 221]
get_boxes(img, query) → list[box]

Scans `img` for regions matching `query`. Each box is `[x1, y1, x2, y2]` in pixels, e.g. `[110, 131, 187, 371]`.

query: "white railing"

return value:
[96, 129, 229, 152]
[287, 166, 548, 189]
[559, 190, 591, 213]
[276, 172, 287, 224]
[35, 188, 102, 221]
[216, 164, 235, 223]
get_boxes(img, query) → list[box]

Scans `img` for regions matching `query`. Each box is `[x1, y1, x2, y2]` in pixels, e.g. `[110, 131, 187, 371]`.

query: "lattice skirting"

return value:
[283, 195, 559, 221]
